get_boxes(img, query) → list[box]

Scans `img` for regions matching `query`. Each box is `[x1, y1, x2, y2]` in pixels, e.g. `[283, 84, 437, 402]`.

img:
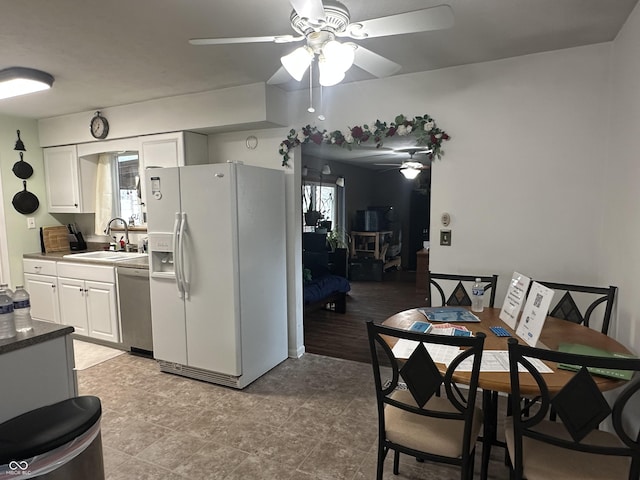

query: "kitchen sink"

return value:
[63, 251, 148, 263]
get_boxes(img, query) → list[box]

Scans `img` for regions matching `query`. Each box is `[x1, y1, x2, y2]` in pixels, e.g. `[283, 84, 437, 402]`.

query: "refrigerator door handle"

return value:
[178, 212, 190, 299]
[173, 213, 185, 299]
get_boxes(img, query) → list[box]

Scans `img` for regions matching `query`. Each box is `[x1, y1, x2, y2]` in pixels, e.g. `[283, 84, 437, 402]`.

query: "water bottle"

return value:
[471, 278, 484, 313]
[0, 289, 16, 339]
[0, 283, 14, 299]
[13, 285, 33, 332]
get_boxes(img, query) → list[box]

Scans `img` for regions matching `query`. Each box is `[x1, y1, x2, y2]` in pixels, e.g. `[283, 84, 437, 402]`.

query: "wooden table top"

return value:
[382, 307, 633, 395]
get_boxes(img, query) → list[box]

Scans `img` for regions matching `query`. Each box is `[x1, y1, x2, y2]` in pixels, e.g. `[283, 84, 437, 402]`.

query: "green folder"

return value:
[557, 343, 637, 381]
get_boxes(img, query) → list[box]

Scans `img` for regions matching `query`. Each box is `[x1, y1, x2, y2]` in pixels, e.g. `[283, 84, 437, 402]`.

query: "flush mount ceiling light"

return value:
[0, 67, 54, 100]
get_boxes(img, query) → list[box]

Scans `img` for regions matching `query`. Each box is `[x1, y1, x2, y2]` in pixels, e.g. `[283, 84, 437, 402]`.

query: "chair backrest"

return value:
[366, 321, 485, 457]
[533, 281, 617, 334]
[507, 338, 640, 479]
[428, 272, 498, 308]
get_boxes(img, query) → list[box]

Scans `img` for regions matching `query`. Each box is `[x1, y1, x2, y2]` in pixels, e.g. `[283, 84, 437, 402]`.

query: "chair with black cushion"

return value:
[428, 273, 499, 308]
[533, 281, 617, 335]
[366, 321, 486, 480]
[505, 338, 640, 480]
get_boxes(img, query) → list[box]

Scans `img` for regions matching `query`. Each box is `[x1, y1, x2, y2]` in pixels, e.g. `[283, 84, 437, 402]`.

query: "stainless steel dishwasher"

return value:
[117, 266, 153, 355]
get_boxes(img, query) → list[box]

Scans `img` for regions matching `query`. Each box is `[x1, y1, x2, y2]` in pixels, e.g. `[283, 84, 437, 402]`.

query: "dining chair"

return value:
[366, 321, 486, 480]
[505, 338, 640, 480]
[428, 272, 499, 308]
[532, 281, 617, 335]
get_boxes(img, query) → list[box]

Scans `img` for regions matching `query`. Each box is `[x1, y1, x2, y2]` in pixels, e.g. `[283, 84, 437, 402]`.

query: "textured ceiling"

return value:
[0, 0, 636, 121]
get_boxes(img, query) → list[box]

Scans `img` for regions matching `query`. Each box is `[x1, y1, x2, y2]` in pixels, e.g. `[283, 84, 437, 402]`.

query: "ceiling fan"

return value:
[189, 0, 454, 87]
[375, 147, 432, 179]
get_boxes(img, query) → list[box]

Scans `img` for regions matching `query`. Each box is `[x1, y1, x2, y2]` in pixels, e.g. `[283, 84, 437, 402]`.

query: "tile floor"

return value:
[78, 352, 510, 480]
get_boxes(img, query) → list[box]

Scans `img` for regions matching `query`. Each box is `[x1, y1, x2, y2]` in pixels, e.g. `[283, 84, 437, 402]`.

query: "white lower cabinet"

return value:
[56, 263, 120, 342]
[58, 278, 118, 341]
[23, 259, 60, 324]
[24, 273, 60, 324]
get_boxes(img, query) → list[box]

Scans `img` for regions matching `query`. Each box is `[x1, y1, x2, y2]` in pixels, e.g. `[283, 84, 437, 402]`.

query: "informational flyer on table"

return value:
[499, 271, 531, 329]
[516, 282, 555, 347]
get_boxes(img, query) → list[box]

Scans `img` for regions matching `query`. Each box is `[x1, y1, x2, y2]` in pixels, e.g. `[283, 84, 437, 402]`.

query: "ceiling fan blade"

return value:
[289, 0, 326, 23]
[189, 34, 303, 45]
[342, 5, 454, 39]
[352, 45, 401, 77]
[267, 66, 294, 85]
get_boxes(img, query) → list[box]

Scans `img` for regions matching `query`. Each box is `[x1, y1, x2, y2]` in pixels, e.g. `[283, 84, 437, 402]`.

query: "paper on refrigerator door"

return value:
[499, 271, 531, 329]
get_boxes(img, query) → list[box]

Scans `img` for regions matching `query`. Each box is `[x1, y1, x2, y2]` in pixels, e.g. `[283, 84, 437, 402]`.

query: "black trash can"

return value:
[0, 396, 104, 479]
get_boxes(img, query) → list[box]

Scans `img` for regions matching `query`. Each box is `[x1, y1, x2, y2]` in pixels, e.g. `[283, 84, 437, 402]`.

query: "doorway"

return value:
[301, 153, 432, 363]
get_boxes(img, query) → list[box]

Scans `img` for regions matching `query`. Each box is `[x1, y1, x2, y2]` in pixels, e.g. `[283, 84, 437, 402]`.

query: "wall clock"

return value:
[90, 111, 109, 139]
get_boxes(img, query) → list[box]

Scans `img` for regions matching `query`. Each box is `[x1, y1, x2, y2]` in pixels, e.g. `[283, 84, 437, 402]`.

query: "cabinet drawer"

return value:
[23, 259, 58, 276]
[56, 263, 115, 283]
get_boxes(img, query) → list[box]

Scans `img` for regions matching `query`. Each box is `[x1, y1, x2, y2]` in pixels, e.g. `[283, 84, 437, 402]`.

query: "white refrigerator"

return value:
[145, 162, 288, 389]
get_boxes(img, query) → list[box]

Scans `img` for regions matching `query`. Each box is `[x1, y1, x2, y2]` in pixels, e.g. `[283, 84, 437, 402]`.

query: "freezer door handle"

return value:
[178, 212, 189, 299]
[173, 213, 185, 299]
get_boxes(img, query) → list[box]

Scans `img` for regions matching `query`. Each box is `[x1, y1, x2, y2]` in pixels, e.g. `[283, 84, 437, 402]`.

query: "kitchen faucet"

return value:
[105, 217, 130, 251]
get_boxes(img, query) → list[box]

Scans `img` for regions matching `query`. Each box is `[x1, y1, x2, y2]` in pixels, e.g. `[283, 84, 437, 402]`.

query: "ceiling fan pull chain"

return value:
[307, 59, 315, 113]
[318, 85, 325, 121]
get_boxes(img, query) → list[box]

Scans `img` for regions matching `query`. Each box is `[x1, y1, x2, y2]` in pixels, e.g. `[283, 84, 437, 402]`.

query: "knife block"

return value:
[69, 232, 87, 251]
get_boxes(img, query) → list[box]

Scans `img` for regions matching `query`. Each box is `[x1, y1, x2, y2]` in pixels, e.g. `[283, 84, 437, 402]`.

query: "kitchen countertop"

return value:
[24, 248, 149, 269]
[0, 319, 74, 355]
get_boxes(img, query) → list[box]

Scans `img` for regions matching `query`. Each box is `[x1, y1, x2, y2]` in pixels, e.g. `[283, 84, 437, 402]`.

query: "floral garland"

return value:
[279, 114, 450, 167]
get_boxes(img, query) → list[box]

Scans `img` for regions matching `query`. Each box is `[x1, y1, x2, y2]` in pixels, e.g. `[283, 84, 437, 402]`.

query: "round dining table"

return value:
[382, 307, 634, 480]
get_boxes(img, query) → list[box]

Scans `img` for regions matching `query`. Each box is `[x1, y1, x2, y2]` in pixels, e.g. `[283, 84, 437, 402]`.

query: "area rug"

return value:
[73, 339, 125, 370]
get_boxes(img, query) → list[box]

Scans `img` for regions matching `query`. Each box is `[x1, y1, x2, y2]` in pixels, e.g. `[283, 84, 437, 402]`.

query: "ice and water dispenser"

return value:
[148, 233, 175, 277]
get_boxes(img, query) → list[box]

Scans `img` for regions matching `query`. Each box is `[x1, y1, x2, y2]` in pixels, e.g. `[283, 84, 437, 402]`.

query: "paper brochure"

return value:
[516, 282, 555, 347]
[418, 307, 481, 323]
[499, 271, 531, 329]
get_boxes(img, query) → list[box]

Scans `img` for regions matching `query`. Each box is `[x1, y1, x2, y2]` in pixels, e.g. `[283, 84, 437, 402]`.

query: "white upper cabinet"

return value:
[43, 145, 97, 213]
[139, 131, 208, 208]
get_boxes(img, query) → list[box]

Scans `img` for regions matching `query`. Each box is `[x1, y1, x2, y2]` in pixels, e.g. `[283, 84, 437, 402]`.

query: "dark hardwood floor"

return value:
[303, 270, 428, 363]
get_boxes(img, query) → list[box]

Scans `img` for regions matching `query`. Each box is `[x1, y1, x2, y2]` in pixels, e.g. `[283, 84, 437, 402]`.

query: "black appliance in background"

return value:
[355, 206, 392, 231]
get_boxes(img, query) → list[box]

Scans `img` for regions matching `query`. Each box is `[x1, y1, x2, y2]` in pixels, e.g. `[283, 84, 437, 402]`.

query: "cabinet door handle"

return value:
[74, 203, 78, 207]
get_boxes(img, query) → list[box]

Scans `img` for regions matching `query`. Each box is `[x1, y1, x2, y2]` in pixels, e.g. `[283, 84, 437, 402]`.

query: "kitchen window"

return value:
[114, 152, 143, 226]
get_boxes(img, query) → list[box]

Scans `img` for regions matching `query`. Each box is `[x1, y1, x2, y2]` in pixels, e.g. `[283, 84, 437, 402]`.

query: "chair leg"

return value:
[393, 450, 400, 475]
[376, 445, 386, 480]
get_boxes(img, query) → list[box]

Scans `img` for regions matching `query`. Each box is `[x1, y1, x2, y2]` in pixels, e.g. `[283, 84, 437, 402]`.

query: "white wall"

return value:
[0, 118, 72, 287]
[602, 3, 640, 352]
[287, 43, 611, 303]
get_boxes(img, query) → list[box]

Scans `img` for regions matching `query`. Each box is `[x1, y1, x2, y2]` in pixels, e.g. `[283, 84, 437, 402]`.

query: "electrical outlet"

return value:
[27, 217, 36, 229]
[440, 229, 451, 246]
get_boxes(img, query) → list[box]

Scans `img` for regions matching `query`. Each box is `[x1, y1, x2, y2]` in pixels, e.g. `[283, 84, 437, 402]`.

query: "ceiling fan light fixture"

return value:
[318, 57, 345, 86]
[321, 40, 355, 72]
[281, 46, 313, 81]
[0, 67, 54, 100]
[400, 167, 421, 180]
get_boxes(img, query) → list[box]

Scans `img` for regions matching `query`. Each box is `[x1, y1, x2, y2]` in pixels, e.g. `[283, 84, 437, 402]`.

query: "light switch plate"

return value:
[440, 229, 451, 246]
[27, 217, 36, 229]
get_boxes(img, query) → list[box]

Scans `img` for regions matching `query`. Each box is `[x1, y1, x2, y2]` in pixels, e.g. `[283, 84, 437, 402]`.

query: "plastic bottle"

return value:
[471, 278, 484, 313]
[0, 283, 14, 299]
[13, 285, 33, 332]
[0, 289, 16, 339]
